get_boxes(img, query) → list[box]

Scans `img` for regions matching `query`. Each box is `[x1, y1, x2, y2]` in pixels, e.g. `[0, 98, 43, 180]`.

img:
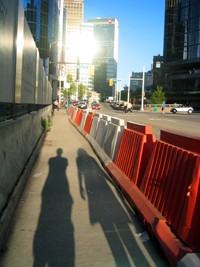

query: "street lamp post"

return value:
[140, 66, 145, 111]
[127, 74, 131, 103]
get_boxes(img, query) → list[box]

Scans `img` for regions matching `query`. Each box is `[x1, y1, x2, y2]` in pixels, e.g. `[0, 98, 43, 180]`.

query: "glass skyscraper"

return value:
[23, 0, 50, 59]
[163, 0, 200, 106]
[87, 18, 119, 98]
[23, 0, 61, 78]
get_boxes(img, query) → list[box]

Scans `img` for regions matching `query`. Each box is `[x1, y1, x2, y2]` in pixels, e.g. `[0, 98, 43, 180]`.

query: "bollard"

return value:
[153, 105, 158, 112]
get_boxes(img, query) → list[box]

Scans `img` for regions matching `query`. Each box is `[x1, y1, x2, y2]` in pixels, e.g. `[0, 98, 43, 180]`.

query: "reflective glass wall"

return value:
[164, 0, 200, 61]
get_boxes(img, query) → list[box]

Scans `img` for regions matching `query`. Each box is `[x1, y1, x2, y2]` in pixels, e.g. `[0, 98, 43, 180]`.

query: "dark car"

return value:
[113, 102, 124, 110]
[91, 103, 101, 110]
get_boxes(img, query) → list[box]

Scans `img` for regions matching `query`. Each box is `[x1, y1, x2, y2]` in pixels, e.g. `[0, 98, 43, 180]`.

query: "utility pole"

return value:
[140, 66, 145, 111]
[127, 74, 130, 103]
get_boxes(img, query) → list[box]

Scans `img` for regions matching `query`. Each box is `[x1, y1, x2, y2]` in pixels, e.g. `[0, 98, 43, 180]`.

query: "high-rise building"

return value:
[78, 23, 95, 90]
[23, 0, 50, 63]
[23, 0, 60, 74]
[87, 18, 119, 99]
[163, 0, 200, 106]
[63, 0, 84, 81]
[130, 71, 153, 93]
[23, 0, 68, 99]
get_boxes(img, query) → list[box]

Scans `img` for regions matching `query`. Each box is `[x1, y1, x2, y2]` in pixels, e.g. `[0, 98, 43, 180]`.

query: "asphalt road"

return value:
[97, 103, 200, 139]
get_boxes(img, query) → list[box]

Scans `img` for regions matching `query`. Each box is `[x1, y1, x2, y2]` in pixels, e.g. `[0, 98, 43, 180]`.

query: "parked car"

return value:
[170, 105, 194, 114]
[117, 102, 125, 110]
[113, 102, 124, 110]
[72, 101, 79, 106]
[78, 101, 87, 109]
[91, 103, 101, 110]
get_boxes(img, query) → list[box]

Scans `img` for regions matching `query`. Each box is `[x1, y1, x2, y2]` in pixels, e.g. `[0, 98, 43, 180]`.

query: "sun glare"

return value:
[66, 34, 98, 62]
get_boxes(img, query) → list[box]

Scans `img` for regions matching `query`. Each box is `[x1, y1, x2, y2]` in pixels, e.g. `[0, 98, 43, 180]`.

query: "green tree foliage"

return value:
[78, 83, 86, 99]
[61, 88, 68, 99]
[66, 74, 76, 99]
[151, 85, 166, 104]
[68, 83, 76, 98]
[67, 74, 73, 83]
[87, 91, 92, 100]
[66, 74, 87, 100]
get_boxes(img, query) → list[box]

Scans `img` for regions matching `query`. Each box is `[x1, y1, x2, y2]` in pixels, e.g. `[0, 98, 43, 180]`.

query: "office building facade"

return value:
[63, 0, 84, 81]
[152, 55, 164, 90]
[23, 0, 49, 60]
[23, 0, 61, 75]
[163, 0, 200, 106]
[87, 18, 119, 99]
[78, 23, 95, 90]
[23, 0, 68, 99]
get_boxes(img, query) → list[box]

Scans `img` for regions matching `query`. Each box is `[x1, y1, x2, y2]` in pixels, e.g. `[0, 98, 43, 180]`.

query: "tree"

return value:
[66, 74, 87, 100]
[66, 74, 76, 99]
[67, 83, 76, 99]
[151, 85, 166, 104]
[67, 74, 73, 83]
[87, 91, 92, 100]
[61, 88, 68, 99]
[78, 83, 86, 99]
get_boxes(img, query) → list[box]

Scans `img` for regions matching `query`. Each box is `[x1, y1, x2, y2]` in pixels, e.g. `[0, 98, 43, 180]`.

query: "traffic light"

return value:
[109, 79, 113, 86]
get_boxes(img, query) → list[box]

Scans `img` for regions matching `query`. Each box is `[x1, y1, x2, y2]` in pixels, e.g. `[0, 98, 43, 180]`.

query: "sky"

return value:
[84, 0, 165, 82]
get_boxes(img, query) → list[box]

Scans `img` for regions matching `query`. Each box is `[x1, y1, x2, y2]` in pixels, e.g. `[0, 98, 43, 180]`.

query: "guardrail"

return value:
[67, 105, 200, 267]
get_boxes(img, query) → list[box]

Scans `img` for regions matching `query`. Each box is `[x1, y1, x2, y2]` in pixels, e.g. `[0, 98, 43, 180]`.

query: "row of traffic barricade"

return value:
[67, 105, 200, 267]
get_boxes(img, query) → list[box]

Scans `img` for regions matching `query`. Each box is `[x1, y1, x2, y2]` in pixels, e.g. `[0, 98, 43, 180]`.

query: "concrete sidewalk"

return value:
[0, 109, 169, 267]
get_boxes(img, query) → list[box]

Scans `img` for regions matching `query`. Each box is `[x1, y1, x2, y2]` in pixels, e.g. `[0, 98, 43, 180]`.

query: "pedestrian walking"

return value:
[123, 102, 127, 113]
[161, 101, 166, 114]
[124, 102, 132, 113]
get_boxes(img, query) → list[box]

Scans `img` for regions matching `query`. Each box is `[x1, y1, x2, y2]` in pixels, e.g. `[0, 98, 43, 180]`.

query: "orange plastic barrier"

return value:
[106, 160, 193, 266]
[153, 219, 192, 266]
[114, 122, 156, 186]
[160, 130, 200, 154]
[67, 105, 73, 117]
[140, 140, 200, 250]
[68, 110, 200, 265]
[67, 105, 76, 121]
[83, 112, 95, 134]
[74, 109, 83, 126]
[127, 121, 153, 134]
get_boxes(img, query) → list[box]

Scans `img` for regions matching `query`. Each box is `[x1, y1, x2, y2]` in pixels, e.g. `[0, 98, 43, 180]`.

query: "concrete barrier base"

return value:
[177, 253, 200, 267]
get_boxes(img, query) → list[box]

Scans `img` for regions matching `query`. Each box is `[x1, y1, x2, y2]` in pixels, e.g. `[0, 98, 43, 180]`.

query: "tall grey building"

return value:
[87, 18, 119, 99]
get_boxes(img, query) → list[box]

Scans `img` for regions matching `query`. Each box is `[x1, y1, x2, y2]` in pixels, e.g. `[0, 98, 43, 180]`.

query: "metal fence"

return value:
[0, 103, 51, 123]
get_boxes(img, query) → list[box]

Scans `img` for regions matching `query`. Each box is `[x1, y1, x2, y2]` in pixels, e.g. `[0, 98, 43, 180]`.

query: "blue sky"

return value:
[84, 0, 165, 82]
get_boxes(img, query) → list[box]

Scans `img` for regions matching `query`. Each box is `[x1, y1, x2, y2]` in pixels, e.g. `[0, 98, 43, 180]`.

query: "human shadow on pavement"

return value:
[76, 148, 156, 267]
[33, 148, 74, 267]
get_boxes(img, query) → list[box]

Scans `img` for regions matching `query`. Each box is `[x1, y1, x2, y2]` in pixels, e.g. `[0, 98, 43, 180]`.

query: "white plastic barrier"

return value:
[79, 111, 88, 132]
[102, 117, 125, 161]
[95, 115, 111, 147]
[90, 113, 102, 138]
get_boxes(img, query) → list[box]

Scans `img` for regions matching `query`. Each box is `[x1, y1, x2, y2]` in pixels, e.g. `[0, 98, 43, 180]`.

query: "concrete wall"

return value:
[0, 0, 52, 104]
[0, 105, 52, 248]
